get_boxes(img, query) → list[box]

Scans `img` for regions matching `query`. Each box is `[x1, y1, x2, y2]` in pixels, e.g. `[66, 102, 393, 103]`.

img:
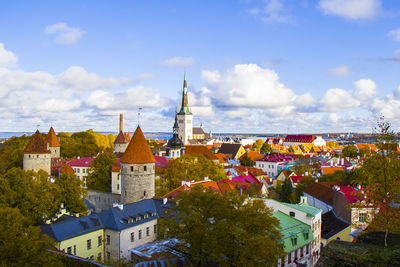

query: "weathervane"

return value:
[138, 107, 142, 126]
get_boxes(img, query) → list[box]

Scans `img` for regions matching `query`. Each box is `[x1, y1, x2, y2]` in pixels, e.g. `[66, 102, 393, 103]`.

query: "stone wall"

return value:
[120, 163, 155, 204]
[86, 190, 121, 213]
[23, 153, 51, 174]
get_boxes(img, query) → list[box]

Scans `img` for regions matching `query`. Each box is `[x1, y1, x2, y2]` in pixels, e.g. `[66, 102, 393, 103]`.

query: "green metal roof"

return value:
[282, 202, 322, 217]
[273, 211, 313, 253]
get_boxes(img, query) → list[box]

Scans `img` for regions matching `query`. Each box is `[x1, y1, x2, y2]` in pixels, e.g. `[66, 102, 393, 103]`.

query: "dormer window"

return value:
[289, 211, 295, 217]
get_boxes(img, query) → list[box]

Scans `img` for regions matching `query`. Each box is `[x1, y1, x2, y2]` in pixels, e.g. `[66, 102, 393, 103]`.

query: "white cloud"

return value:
[388, 28, 400, 42]
[160, 57, 194, 67]
[44, 23, 85, 45]
[329, 65, 351, 77]
[0, 43, 18, 68]
[318, 0, 381, 20]
[353, 78, 378, 103]
[329, 113, 339, 123]
[248, 0, 295, 23]
[319, 88, 360, 112]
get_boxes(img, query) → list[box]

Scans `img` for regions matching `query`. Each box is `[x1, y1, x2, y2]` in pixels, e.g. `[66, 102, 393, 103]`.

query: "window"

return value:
[117, 184, 119, 190]
[77, 168, 80, 173]
[359, 212, 367, 223]
[144, 190, 146, 197]
[131, 232, 135, 242]
[90, 255, 94, 260]
[73, 245, 76, 255]
[131, 166, 134, 172]
[87, 239, 92, 250]
[304, 232, 309, 240]
[289, 211, 295, 217]
[146, 227, 150, 236]
[67, 246, 72, 254]
[306, 244, 310, 254]
[107, 252, 111, 261]
[37, 154, 39, 158]
[98, 236, 102, 246]
[288, 252, 292, 263]
[138, 230, 142, 239]
[97, 253, 101, 261]
[144, 166, 147, 171]
[291, 237, 297, 246]
[154, 224, 157, 234]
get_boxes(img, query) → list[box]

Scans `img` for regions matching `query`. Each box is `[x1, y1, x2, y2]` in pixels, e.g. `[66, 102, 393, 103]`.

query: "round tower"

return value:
[120, 126, 155, 204]
[23, 130, 51, 174]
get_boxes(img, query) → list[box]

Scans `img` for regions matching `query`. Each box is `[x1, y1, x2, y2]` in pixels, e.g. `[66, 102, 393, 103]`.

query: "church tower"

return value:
[177, 72, 193, 145]
[23, 130, 51, 174]
[120, 126, 155, 204]
[45, 127, 60, 158]
[166, 114, 185, 158]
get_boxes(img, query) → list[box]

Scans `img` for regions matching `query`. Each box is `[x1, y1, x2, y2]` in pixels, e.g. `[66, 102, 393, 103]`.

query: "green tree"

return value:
[59, 131, 101, 158]
[260, 143, 274, 154]
[353, 117, 400, 247]
[252, 139, 264, 153]
[158, 187, 284, 266]
[276, 177, 293, 203]
[156, 154, 226, 196]
[291, 176, 315, 203]
[55, 173, 87, 214]
[86, 152, 117, 192]
[0, 135, 30, 174]
[240, 155, 253, 167]
[341, 145, 358, 158]
[0, 207, 64, 266]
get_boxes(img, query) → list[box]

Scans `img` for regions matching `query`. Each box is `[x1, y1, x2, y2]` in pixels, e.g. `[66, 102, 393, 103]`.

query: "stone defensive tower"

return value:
[23, 130, 51, 174]
[120, 126, 155, 204]
[114, 113, 130, 154]
[45, 127, 60, 158]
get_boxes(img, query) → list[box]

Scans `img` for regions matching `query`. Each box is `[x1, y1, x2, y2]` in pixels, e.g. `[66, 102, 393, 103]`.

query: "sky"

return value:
[0, 0, 400, 134]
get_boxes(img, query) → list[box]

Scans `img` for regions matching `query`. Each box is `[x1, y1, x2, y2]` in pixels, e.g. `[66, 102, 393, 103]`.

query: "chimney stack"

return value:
[120, 113, 123, 132]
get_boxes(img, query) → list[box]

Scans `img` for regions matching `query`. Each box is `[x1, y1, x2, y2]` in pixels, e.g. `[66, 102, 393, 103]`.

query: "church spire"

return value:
[178, 71, 192, 115]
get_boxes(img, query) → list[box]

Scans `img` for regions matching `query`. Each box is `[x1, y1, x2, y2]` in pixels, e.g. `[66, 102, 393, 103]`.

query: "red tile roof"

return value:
[69, 156, 95, 167]
[114, 131, 128, 144]
[121, 126, 155, 164]
[240, 151, 264, 161]
[290, 175, 305, 184]
[23, 130, 51, 154]
[154, 155, 169, 168]
[284, 135, 316, 143]
[45, 127, 60, 147]
[60, 164, 75, 174]
[185, 145, 218, 160]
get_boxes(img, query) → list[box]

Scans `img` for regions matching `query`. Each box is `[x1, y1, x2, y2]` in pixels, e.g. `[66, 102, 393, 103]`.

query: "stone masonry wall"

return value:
[120, 163, 155, 204]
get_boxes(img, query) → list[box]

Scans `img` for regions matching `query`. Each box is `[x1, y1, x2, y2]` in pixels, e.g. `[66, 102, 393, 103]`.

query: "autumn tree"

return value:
[252, 139, 264, 153]
[86, 152, 117, 192]
[353, 118, 400, 247]
[59, 131, 101, 158]
[275, 177, 294, 203]
[156, 154, 226, 196]
[260, 143, 274, 154]
[55, 173, 87, 214]
[0, 207, 64, 266]
[158, 187, 284, 266]
[341, 145, 358, 158]
[0, 135, 30, 174]
[240, 155, 253, 167]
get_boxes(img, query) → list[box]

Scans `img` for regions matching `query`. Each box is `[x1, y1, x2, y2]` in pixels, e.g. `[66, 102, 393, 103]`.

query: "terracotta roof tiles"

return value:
[60, 164, 75, 174]
[24, 130, 51, 154]
[114, 131, 128, 144]
[121, 126, 155, 164]
[45, 127, 60, 147]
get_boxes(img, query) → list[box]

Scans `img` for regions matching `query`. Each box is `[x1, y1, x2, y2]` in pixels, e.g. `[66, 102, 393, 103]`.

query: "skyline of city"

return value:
[1, 0, 400, 133]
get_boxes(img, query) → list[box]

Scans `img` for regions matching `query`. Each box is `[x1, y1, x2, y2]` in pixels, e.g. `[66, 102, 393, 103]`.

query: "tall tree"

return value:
[355, 116, 400, 247]
[55, 173, 87, 214]
[341, 145, 358, 158]
[240, 155, 253, 167]
[276, 177, 294, 203]
[86, 152, 117, 192]
[156, 154, 226, 196]
[158, 187, 284, 266]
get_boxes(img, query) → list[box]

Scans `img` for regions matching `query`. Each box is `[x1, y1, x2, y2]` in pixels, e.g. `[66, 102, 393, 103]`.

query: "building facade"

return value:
[23, 130, 51, 174]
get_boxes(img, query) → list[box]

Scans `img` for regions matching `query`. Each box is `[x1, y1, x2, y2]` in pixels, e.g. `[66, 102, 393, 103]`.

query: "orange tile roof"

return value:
[60, 164, 75, 174]
[114, 131, 128, 144]
[45, 127, 60, 147]
[24, 130, 51, 154]
[121, 126, 155, 164]
[214, 153, 227, 164]
[241, 151, 263, 161]
[185, 145, 218, 160]
[321, 166, 344, 175]
[112, 164, 121, 172]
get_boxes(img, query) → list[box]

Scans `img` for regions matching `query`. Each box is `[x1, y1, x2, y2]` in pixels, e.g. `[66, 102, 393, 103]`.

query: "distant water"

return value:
[0, 131, 173, 140]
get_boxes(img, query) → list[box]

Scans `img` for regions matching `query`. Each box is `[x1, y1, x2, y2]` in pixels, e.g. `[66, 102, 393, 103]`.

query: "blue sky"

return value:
[0, 0, 399, 133]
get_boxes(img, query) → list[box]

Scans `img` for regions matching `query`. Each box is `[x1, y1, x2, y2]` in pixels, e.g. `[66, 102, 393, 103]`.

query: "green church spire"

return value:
[178, 71, 192, 115]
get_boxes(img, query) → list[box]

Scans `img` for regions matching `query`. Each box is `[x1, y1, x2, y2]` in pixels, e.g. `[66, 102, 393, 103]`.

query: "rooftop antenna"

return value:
[138, 107, 142, 126]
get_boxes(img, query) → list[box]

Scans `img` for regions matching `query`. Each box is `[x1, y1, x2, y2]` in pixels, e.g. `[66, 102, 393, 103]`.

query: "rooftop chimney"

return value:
[120, 113, 123, 132]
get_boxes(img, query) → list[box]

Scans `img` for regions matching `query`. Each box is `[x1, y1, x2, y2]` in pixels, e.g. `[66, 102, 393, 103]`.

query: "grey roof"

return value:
[218, 143, 242, 156]
[192, 127, 205, 135]
[42, 199, 175, 242]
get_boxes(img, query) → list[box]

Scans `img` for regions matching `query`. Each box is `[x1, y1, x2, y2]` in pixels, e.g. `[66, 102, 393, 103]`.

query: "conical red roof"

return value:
[45, 127, 60, 147]
[24, 130, 51, 154]
[120, 126, 155, 164]
[114, 131, 128, 144]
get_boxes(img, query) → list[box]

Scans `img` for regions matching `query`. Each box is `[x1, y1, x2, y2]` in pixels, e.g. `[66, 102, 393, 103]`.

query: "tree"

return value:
[86, 152, 117, 192]
[252, 139, 264, 153]
[276, 177, 293, 203]
[0, 135, 30, 174]
[55, 173, 87, 214]
[342, 145, 358, 158]
[0, 207, 64, 266]
[260, 143, 274, 154]
[158, 187, 284, 266]
[59, 131, 101, 158]
[354, 116, 400, 247]
[156, 154, 226, 196]
[240, 155, 253, 167]
[291, 176, 315, 203]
